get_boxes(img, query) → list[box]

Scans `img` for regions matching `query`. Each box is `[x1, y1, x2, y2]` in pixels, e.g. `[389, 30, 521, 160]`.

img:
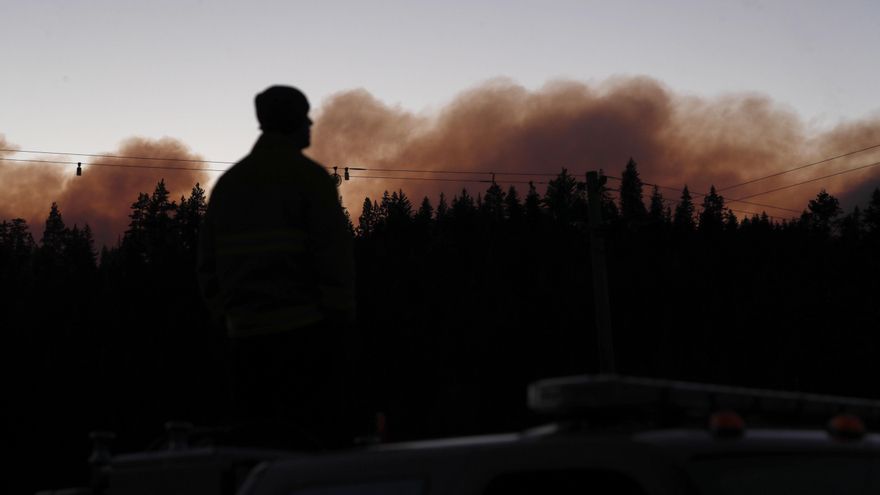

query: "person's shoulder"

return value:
[297, 154, 335, 184]
[299, 154, 329, 175]
[210, 155, 252, 197]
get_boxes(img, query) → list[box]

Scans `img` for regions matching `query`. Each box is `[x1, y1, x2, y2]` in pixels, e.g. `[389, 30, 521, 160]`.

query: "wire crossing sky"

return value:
[6, 141, 880, 216]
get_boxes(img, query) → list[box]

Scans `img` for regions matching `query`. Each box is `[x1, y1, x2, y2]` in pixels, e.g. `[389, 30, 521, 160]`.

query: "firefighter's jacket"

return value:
[197, 132, 355, 338]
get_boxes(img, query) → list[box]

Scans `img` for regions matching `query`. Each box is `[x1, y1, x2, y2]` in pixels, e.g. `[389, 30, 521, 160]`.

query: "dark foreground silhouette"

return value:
[197, 86, 357, 448]
[2, 156, 880, 493]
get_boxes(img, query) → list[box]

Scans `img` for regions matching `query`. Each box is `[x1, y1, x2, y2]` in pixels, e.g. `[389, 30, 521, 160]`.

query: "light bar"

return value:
[528, 374, 880, 422]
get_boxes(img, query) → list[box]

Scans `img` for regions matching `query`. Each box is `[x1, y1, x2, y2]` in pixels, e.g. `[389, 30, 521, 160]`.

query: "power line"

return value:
[656, 196, 785, 221]
[605, 175, 801, 214]
[1, 148, 234, 165]
[362, 167, 559, 177]
[0, 157, 227, 172]
[350, 174, 548, 185]
[6, 146, 875, 209]
[730, 159, 880, 202]
[0, 157, 82, 167]
[352, 174, 491, 183]
[0, 156, 553, 185]
[0, 154, 795, 215]
[717, 142, 880, 193]
[1, 147, 564, 177]
[603, 141, 880, 211]
[0, 148, 563, 181]
[2, 153, 794, 220]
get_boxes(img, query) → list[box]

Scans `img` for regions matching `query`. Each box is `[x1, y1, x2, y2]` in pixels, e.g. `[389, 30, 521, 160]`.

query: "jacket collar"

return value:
[253, 131, 304, 152]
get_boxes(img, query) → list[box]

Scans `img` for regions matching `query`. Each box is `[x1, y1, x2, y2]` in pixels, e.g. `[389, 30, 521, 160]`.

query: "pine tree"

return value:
[358, 197, 376, 236]
[544, 168, 583, 223]
[525, 181, 542, 222]
[7, 218, 35, 257]
[146, 180, 178, 263]
[343, 208, 355, 237]
[723, 209, 739, 232]
[600, 179, 618, 224]
[41, 202, 67, 256]
[451, 188, 476, 223]
[482, 181, 505, 222]
[125, 190, 151, 264]
[378, 191, 392, 225]
[66, 224, 97, 271]
[619, 158, 647, 224]
[673, 186, 696, 231]
[504, 186, 523, 222]
[0, 218, 35, 281]
[81, 225, 96, 262]
[386, 190, 413, 230]
[121, 180, 180, 265]
[698, 186, 725, 234]
[435, 193, 449, 223]
[176, 183, 207, 254]
[648, 185, 665, 224]
[148, 179, 176, 222]
[759, 212, 772, 230]
[838, 206, 862, 242]
[415, 197, 433, 226]
[396, 190, 414, 217]
[805, 189, 841, 236]
[863, 187, 880, 239]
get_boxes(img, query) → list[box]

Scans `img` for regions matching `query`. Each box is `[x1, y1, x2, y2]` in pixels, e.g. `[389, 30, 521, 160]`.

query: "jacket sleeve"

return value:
[307, 173, 356, 322]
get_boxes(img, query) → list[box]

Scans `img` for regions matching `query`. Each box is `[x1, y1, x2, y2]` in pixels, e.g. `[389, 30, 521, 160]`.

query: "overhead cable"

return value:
[350, 174, 547, 185]
[657, 196, 784, 221]
[0, 147, 561, 177]
[604, 175, 800, 214]
[0, 157, 227, 172]
[730, 160, 880, 202]
[1, 148, 234, 165]
[717, 142, 880, 192]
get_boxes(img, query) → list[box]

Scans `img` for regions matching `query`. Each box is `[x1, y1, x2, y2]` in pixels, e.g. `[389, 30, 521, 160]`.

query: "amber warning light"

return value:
[828, 413, 866, 441]
[709, 410, 745, 438]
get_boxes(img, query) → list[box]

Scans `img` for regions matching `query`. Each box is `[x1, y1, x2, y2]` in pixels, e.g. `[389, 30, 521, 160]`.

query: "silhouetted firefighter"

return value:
[198, 85, 356, 449]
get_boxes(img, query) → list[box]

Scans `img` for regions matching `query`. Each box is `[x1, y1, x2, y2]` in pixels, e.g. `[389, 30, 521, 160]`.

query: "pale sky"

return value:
[2, 0, 879, 167]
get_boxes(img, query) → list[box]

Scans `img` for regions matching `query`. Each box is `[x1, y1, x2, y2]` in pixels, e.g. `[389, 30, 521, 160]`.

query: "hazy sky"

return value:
[3, 0, 879, 164]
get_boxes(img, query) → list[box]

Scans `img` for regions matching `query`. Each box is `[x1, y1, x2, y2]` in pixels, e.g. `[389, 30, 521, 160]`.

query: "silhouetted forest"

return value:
[3, 160, 880, 492]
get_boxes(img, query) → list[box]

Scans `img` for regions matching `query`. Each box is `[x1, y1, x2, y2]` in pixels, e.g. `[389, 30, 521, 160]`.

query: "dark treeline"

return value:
[3, 161, 880, 492]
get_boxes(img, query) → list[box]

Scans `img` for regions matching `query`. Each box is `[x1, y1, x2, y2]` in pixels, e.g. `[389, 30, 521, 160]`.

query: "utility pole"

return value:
[586, 170, 616, 374]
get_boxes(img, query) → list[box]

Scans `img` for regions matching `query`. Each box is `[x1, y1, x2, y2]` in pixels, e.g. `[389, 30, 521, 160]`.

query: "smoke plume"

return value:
[3, 76, 879, 246]
[0, 136, 210, 248]
[308, 77, 880, 220]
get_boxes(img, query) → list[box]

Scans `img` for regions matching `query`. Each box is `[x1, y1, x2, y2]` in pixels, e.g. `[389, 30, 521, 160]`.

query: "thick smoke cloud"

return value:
[0, 136, 210, 248]
[1, 133, 68, 233]
[308, 77, 880, 219]
[3, 77, 880, 246]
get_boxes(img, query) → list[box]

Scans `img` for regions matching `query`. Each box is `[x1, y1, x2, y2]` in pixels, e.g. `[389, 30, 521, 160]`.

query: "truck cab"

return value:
[237, 374, 880, 495]
[43, 374, 880, 495]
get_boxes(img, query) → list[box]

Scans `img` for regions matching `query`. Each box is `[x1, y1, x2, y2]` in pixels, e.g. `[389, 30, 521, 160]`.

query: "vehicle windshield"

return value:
[689, 455, 879, 495]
